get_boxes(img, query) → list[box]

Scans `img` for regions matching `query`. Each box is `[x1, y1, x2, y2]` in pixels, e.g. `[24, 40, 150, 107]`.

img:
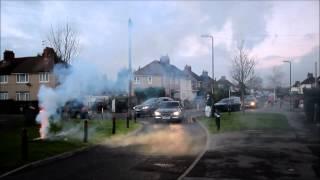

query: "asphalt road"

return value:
[2, 113, 206, 180]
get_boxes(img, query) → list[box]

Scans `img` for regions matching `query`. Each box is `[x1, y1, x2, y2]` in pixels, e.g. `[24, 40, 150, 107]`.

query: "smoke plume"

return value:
[36, 60, 129, 138]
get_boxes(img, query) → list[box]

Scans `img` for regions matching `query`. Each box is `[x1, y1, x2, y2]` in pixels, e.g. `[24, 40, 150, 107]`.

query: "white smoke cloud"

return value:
[36, 60, 129, 138]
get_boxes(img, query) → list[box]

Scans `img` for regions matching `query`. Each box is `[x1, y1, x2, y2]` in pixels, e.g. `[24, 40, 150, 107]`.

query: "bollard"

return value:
[101, 107, 104, 120]
[134, 113, 137, 123]
[83, 120, 88, 143]
[126, 115, 130, 128]
[214, 112, 221, 131]
[112, 116, 116, 134]
[21, 128, 28, 161]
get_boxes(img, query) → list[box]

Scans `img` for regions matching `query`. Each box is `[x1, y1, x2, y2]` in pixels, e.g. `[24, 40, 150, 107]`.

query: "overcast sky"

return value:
[1, 0, 319, 87]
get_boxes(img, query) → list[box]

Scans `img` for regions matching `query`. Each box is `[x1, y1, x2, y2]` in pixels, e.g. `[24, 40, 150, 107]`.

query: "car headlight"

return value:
[154, 111, 161, 116]
[142, 106, 149, 110]
[173, 111, 180, 116]
[250, 102, 255, 106]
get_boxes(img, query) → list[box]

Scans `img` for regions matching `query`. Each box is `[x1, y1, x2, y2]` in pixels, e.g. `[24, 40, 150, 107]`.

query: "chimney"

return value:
[307, 73, 313, 79]
[202, 71, 208, 77]
[160, 55, 170, 64]
[221, 76, 226, 80]
[3, 50, 15, 61]
[184, 65, 191, 72]
[42, 47, 56, 58]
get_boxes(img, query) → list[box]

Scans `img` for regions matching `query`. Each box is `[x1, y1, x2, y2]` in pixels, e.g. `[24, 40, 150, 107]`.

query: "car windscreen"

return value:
[219, 99, 232, 104]
[159, 102, 179, 108]
[142, 98, 158, 105]
[245, 97, 255, 101]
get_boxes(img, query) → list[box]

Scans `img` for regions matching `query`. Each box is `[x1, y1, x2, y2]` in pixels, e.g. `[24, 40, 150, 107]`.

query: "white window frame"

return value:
[134, 76, 140, 84]
[16, 91, 30, 101]
[0, 92, 8, 100]
[39, 72, 49, 83]
[0, 75, 8, 84]
[16, 73, 29, 83]
[147, 76, 152, 84]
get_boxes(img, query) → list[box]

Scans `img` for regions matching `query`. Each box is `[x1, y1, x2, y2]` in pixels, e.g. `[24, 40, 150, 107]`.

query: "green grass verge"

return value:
[201, 112, 290, 134]
[0, 119, 140, 174]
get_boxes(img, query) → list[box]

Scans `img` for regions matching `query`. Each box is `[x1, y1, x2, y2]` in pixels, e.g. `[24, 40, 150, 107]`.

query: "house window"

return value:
[39, 72, 49, 82]
[16, 91, 30, 101]
[0, 75, 8, 84]
[134, 76, 140, 84]
[147, 76, 152, 84]
[0, 92, 8, 100]
[16, 73, 29, 83]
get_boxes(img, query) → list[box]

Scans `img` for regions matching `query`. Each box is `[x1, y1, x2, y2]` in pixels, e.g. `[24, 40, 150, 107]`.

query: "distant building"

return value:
[183, 65, 201, 97]
[0, 47, 65, 101]
[199, 70, 213, 95]
[133, 55, 193, 100]
[291, 81, 302, 94]
[216, 76, 235, 91]
[290, 73, 317, 94]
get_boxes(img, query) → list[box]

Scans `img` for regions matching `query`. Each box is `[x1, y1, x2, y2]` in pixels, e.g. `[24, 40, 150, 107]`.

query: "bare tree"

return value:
[230, 41, 256, 111]
[46, 23, 79, 64]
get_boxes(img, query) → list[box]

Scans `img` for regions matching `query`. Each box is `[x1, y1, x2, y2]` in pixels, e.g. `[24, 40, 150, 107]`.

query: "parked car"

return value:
[133, 97, 173, 117]
[244, 95, 258, 108]
[214, 97, 241, 112]
[154, 101, 184, 123]
[91, 99, 108, 113]
[62, 100, 89, 119]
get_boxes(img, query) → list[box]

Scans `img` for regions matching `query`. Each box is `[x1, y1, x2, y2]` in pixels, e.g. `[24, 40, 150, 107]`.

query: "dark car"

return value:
[63, 100, 89, 119]
[133, 97, 173, 117]
[154, 101, 184, 123]
[214, 97, 241, 112]
[244, 95, 258, 108]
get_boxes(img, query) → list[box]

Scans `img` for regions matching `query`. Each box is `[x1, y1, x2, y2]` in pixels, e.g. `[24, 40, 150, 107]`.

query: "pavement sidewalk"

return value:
[184, 104, 320, 180]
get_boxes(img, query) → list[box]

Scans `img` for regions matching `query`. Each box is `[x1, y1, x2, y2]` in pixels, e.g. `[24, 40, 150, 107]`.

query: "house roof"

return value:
[183, 65, 201, 81]
[0, 47, 66, 75]
[301, 73, 315, 85]
[134, 59, 185, 77]
[217, 76, 234, 87]
[199, 71, 213, 82]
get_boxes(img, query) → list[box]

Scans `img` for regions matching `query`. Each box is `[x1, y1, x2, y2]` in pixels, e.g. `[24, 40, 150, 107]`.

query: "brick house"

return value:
[133, 55, 193, 100]
[183, 65, 201, 97]
[0, 47, 65, 101]
[198, 70, 214, 95]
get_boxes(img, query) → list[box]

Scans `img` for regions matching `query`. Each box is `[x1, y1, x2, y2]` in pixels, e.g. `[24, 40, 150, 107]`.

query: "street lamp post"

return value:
[128, 18, 133, 119]
[201, 34, 214, 117]
[283, 60, 292, 111]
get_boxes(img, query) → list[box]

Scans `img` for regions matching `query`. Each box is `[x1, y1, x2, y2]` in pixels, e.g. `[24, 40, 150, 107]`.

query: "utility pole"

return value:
[283, 60, 292, 111]
[315, 62, 318, 88]
[201, 34, 214, 117]
[128, 18, 133, 119]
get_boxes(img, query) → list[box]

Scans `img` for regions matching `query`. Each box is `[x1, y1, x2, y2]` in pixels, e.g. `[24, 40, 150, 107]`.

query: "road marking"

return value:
[177, 118, 210, 180]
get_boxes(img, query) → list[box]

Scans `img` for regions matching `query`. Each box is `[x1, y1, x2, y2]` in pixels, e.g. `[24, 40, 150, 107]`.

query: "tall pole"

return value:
[289, 61, 292, 111]
[201, 34, 214, 117]
[283, 60, 292, 111]
[128, 18, 132, 118]
[315, 62, 318, 88]
[211, 37, 214, 98]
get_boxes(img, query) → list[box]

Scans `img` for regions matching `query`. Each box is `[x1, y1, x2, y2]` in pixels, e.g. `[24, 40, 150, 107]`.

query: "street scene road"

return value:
[1, 1, 319, 180]
[2, 115, 207, 180]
